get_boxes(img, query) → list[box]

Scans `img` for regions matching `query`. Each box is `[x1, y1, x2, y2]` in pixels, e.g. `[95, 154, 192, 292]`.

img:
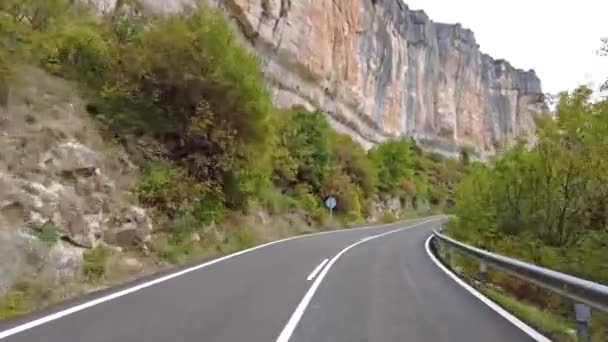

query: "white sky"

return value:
[403, 0, 608, 96]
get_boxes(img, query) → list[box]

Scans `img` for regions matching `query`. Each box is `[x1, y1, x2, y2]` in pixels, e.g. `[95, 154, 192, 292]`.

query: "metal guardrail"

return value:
[431, 229, 608, 341]
[432, 230, 608, 312]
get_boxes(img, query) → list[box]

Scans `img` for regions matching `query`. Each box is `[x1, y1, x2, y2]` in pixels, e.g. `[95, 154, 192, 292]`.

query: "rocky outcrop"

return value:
[99, 0, 545, 155]
[0, 67, 153, 293]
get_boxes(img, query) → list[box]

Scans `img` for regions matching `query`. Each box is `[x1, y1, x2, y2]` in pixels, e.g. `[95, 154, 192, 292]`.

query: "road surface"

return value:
[0, 217, 536, 341]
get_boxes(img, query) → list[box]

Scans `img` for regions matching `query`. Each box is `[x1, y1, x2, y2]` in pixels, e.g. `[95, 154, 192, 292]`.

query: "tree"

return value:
[369, 138, 414, 196]
[331, 134, 378, 197]
[452, 86, 608, 248]
[273, 107, 333, 192]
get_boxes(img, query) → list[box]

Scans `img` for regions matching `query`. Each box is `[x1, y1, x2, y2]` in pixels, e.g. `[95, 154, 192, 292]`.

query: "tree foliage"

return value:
[450, 87, 608, 282]
[369, 138, 414, 196]
[448, 89, 608, 339]
[111, 7, 274, 208]
[273, 107, 333, 192]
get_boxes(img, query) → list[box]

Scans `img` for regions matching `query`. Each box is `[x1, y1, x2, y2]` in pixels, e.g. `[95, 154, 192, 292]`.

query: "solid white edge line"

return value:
[306, 259, 329, 281]
[424, 235, 551, 342]
[276, 219, 437, 342]
[0, 216, 441, 340]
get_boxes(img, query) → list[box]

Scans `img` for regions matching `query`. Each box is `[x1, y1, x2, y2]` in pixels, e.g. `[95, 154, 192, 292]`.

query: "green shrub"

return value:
[191, 199, 226, 226]
[257, 186, 298, 215]
[339, 185, 364, 223]
[0, 279, 50, 320]
[274, 107, 333, 192]
[380, 211, 398, 223]
[297, 192, 321, 212]
[43, 21, 111, 83]
[28, 222, 59, 244]
[0, 278, 52, 320]
[158, 243, 188, 264]
[331, 134, 378, 197]
[112, 5, 273, 209]
[156, 215, 223, 264]
[369, 138, 414, 196]
[136, 166, 206, 217]
[158, 239, 200, 264]
[234, 227, 259, 249]
[83, 246, 109, 282]
[0, 291, 29, 319]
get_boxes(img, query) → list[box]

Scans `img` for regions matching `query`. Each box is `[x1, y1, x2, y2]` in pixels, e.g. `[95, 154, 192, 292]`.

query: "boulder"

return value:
[42, 141, 99, 173]
[118, 257, 143, 273]
[42, 242, 84, 284]
[0, 231, 26, 295]
[104, 206, 153, 247]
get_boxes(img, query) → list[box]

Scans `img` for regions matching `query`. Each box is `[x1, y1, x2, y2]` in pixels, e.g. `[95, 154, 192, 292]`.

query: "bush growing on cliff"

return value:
[105, 5, 273, 209]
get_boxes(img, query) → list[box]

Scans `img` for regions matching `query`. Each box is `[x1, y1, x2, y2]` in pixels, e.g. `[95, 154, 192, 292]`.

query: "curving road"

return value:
[0, 217, 537, 342]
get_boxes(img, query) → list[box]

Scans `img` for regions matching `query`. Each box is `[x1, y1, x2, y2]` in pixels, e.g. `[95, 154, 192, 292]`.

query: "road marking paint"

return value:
[306, 259, 329, 281]
[276, 219, 438, 342]
[424, 235, 551, 342]
[0, 216, 443, 340]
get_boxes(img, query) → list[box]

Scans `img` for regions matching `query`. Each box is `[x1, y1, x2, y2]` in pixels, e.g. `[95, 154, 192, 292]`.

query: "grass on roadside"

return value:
[0, 279, 53, 320]
[479, 286, 576, 341]
[83, 246, 110, 282]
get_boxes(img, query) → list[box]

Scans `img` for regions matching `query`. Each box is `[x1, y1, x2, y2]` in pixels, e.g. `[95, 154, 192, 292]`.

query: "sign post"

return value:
[325, 196, 337, 218]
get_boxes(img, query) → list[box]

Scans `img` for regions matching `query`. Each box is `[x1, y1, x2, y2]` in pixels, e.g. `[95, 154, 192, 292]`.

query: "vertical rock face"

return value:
[102, 0, 546, 155]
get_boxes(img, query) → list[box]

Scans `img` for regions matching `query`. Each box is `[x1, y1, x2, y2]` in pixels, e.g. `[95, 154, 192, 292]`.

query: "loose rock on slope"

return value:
[0, 67, 153, 294]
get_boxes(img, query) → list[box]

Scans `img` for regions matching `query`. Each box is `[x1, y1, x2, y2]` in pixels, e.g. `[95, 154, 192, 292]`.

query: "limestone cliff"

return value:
[101, 0, 546, 155]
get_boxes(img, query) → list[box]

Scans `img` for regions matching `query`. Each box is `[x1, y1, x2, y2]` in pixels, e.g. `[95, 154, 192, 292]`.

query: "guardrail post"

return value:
[479, 261, 488, 283]
[575, 303, 591, 342]
[444, 245, 452, 265]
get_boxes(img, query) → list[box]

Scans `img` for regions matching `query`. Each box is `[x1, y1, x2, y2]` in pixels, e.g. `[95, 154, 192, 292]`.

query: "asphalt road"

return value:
[0, 217, 536, 342]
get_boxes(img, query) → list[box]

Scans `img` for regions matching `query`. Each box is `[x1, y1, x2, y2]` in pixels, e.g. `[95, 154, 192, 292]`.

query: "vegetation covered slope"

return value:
[0, 1, 469, 318]
[447, 87, 608, 339]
